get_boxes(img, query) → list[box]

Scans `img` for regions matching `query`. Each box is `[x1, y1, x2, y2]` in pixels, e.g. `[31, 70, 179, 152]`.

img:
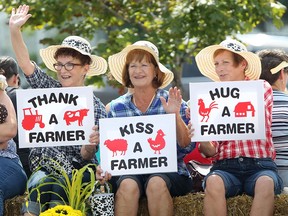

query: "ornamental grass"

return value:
[25, 162, 97, 215]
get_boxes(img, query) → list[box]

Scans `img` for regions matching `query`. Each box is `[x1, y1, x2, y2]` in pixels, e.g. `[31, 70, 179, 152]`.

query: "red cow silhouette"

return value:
[22, 108, 45, 130]
[104, 139, 128, 157]
[147, 129, 166, 154]
[198, 99, 218, 122]
[63, 108, 89, 126]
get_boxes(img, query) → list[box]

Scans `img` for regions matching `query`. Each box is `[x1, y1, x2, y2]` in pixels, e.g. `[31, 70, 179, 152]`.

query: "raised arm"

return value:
[9, 4, 35, 76]
[160, 87, 191, 148]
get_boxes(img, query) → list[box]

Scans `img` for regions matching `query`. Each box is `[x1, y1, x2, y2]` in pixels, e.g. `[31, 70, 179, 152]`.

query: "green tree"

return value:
[1, 0, 286, 98]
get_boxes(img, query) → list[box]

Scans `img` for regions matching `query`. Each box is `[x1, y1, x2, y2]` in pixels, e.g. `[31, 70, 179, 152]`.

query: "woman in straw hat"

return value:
[188, 39, 283, 216]
[107, 40, 195, 216]
[257, 49, 288, 190]
[9, 5, 111, 216]
[0, 77, 27, 216]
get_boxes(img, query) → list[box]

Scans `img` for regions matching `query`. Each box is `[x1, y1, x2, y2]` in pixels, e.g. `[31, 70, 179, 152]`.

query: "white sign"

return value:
[99, 114, 177, 176]
[189, 80, 265, 141]
[17, 86, 95, 148]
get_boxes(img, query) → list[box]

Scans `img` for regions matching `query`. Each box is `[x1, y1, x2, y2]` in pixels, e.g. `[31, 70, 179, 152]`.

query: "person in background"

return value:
[9, 5, 110, 216]
[107, 40, 195, 216]
[189, 39, 283, 216]
[0, 75, 27, 215]
[0, 56, 31, 177]
[257, 49, 288, 189]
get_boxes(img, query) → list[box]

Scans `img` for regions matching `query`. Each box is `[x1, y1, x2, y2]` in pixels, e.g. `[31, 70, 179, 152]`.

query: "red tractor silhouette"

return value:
[22, 108, 45, 130]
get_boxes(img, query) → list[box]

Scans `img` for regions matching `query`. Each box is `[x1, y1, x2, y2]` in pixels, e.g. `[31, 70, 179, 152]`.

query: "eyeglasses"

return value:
[53, 62, 83, 71]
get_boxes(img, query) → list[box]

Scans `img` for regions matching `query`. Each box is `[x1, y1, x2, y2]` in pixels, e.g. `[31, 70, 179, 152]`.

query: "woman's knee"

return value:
[116, 178, 140, 198]
[205, 175, 225, 194]
[146, 176, 167, 194]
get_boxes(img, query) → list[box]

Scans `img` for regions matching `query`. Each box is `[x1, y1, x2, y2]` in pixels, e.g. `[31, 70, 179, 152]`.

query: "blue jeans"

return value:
[22, 169, 93, 215]
[0, 157, 27, 215]
[203, 157, 283, 198]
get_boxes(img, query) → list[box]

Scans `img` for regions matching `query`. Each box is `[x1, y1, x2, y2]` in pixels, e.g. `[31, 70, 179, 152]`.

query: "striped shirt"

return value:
[271, 90, 288, 166]
[108, 89, 196, 177]
[211, 80, 275, 160]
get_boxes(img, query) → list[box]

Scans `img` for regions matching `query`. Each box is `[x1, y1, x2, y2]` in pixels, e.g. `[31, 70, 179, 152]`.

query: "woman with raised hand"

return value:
[9, 4, 110, 216]
[107, 40, 195, 216]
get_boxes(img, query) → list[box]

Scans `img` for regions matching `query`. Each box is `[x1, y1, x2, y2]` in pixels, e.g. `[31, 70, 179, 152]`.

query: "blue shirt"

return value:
[108, 89, 195, 176]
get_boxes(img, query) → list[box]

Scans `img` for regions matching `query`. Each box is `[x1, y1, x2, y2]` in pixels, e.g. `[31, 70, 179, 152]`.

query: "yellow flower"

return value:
[40, 205, 83, 216]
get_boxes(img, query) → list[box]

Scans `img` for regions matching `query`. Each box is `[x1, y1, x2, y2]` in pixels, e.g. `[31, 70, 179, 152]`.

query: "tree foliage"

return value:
[1, 0, 286, 96]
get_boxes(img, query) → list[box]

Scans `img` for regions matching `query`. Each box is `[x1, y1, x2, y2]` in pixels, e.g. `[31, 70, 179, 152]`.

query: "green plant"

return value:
[26, 161, 97, 214]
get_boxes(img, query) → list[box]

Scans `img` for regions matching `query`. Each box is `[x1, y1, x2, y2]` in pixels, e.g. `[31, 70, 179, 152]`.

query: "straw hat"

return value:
[195, 39, 261, 81]
[40, 36, 107, 76]
[108, 40, 174, 88]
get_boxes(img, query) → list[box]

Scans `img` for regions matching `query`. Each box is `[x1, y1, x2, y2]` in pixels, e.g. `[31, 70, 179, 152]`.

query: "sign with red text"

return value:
[16, 86, 95, 148]
[189, 80, 265, 141]
[99, 114, 177, 176]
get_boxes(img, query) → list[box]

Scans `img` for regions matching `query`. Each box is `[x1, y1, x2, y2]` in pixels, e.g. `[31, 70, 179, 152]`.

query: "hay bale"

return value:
[4, 194, 26, 216]
[174, 193, 204, 216]
[275, 194, 288, 216]
[227, 195, 252, 216]
[5, 192, 288, 215]
[137, 193, 288, 216]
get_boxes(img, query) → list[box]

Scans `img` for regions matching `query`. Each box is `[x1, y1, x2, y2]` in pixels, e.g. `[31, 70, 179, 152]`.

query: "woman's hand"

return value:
[188, 120, 195, 139]
[9, 5, 32, 30]
[89, 125, 100, 146]
[96, 165, 112, 185]
[81, 125, 99, 160]
[160, 87, 182, 114]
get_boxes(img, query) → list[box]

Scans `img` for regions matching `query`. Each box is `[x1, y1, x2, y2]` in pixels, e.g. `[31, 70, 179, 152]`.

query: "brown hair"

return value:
[54, 48, 92, 65]
[213, 49, 246, 67]
[257, 49, 288, 86]
[122, 49, 165, 88]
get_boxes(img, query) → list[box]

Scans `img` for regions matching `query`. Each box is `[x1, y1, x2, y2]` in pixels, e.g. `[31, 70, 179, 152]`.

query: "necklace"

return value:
[133, 93, 156, 113]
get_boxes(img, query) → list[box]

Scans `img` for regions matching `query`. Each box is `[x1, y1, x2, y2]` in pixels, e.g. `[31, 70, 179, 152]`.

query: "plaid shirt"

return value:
[211, 80, 275, 160]
[26, 63, 107, 172]
[108, 89, 196, 177]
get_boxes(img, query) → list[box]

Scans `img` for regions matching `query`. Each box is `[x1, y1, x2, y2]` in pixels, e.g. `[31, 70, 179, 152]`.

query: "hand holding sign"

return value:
[17, 86, 95, 148]
[189, 80, 265, 141]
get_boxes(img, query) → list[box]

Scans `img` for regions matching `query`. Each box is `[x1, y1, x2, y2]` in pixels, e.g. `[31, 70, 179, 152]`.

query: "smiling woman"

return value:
[105, 40, 196, 216]
[9, 4, 111, 216]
